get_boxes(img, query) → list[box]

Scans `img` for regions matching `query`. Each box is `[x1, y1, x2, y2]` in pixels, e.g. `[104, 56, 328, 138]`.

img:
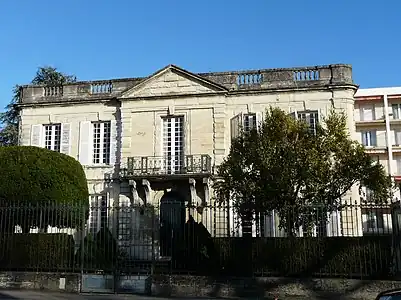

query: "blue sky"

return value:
[0, 0, 400, 111]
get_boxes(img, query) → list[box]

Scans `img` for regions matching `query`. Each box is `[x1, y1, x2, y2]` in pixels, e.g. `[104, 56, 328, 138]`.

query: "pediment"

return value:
[120, 65, 227, 98]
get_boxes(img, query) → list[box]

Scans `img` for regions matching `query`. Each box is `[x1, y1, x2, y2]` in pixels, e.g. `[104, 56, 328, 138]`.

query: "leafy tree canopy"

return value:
[215, 107, 393, 236]
[0, 67, 76, 146]
[0, 146, 89, 231]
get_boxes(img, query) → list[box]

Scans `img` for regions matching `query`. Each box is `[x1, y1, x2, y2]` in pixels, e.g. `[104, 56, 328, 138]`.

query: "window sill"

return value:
[83, 165, 114, 169]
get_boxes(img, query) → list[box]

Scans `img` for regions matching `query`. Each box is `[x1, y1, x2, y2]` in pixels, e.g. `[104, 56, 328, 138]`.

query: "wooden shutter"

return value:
[30, 124, 43, 147]
[79, 121, 92, 165]
[263, 210, 275, 237]
[60, 123, 71, 155]
[110, 120, 118, 165]
[230, 113, 243, 141]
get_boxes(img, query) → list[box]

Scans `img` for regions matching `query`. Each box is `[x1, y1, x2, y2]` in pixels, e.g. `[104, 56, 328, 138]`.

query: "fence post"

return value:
[80, 205, 86, 292]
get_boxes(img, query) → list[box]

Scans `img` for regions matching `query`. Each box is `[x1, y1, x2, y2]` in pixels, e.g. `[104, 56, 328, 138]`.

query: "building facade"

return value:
[355, 87, 401, 235]
[18, 64, 358, 256]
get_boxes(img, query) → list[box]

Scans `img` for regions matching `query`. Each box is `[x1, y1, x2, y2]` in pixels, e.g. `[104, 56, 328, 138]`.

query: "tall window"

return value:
[392, 104, 401, 120]
[361, 131, 377, 147]
[89, 195, 108, 234]
[243, 113, 257, 133]
[92, 121, 111, 164]
[297, 111, 319, 135]
[44, 124, 61, 152]
[163, 116, 184, 174]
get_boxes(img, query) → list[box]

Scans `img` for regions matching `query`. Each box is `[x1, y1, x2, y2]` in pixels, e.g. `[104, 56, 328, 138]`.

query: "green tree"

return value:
[215, 107, 393, 236]
[0, 67, 76, 146]
[0, 146, 89, 232]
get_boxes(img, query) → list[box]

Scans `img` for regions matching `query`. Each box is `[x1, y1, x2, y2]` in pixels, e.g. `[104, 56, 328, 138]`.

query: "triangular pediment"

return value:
[120, 65, 227, 98]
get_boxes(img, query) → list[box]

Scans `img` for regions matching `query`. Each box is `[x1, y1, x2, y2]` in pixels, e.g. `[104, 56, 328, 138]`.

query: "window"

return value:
[44, 124, 61, 152]
[230, 112, 262, 140]
[297, 110, 319, 135]
[396, 157, 401, 175]
[361, 131, 377, 147]
[393, 104, 401, 120]
[89, 195, 108, 234]
[243, 113, 257, 133]
[362, 208, 392, 234]
[393, 130, 401, 146]
[162, 116, 184, 174]
[360, 105, 375, 121]
[92, 121, 111, 164]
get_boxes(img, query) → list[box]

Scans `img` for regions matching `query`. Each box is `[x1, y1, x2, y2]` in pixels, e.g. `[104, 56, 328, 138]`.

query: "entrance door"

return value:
[159, 192, 185, 257]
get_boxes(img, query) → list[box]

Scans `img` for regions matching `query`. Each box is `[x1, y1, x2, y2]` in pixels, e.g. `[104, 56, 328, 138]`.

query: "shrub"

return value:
[0, 233, 76, 271]
[0, 146, 89, 230]
[214, 236, 393, 279]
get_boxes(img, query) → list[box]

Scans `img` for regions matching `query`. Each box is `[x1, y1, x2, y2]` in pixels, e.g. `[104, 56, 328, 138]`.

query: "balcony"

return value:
[120, 154, 212, 179]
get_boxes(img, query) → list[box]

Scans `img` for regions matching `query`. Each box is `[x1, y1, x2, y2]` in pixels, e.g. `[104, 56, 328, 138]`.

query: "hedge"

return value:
[0, 146, 89, 229]
[213, 236, 394, 279]
[0, 233, 76, 271]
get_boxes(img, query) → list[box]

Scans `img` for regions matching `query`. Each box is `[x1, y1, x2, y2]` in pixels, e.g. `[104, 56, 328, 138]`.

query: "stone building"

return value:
[18, 64, 358, 258]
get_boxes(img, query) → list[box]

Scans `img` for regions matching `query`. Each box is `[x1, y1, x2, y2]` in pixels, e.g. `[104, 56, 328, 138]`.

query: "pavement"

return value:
[0, 290, 293, 300]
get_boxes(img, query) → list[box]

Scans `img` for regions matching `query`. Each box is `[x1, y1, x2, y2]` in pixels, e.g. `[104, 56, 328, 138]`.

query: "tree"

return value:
[0, 67, 76, 146]
[0, 146, 89, 232]
[215, 107, 393, 236]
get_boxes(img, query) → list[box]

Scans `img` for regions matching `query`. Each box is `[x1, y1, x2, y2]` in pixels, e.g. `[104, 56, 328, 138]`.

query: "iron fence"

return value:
[0, 200, 400, 280]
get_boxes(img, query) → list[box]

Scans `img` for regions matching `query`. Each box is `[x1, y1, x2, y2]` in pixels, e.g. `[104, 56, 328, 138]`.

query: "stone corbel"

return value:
[142, 179, 152, 206]
[189, 178, 201, 207]
[129, 180, 143, 206]
[203, 178, 211, 206]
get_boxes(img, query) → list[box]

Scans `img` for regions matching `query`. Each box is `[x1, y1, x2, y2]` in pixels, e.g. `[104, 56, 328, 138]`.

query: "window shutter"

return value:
[30, 124, 43, 147]
[256, 112, 263, 131]
[326, 211, 340, 237]
[110, 120, 118, 165]
[60, 123, 71, 155]
[230, 113, 243, 141]
[79, 121, 92, 165]
[263, 211, 275, 237]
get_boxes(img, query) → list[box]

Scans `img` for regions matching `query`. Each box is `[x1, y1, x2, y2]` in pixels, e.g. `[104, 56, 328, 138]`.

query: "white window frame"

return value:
[361, 131, 377, 147]
[43, 123, 62, 152]
[162, 115, 185, 174]
[92, 121, 111, 165]
[292, 110, 320, 135]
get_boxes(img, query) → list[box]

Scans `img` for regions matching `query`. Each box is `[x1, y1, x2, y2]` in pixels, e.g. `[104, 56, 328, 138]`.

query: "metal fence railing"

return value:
[0, 200, 400, 280]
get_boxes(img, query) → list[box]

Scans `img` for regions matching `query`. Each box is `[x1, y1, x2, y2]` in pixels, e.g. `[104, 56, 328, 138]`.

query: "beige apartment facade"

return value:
[18, 64, 359, 257]
[355, 87, 401, 235]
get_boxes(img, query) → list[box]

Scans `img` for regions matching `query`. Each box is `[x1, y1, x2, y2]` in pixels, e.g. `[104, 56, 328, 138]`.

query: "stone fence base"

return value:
[1, 272, 401, 299]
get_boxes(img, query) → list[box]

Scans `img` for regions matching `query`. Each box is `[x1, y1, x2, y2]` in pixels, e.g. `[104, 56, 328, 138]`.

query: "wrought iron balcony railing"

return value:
[120, 154, 212, 178]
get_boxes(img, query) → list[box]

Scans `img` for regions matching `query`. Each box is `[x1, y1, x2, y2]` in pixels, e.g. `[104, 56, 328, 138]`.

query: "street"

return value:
[0, 290, 295, 300]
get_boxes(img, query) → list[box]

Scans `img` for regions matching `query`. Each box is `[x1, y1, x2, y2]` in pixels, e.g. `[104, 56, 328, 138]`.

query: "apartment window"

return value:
[44, 124, 61, 152]
[393, 130, 401, 146]
[89, 195, 108, 234]
[360, 105, 375, 121]
[361, 131, 377, 147]
[92, 121, 111, 164]
[396, 158, 401, 175]
[392, 104, 401, 120]
[163, 116, 184, 174]
[297, 111, 319, 135]
[243, 113, 257, 133]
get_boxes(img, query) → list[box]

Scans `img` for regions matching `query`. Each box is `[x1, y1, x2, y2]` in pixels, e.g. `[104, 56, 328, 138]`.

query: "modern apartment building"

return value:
[17, 64, 359, 257]
[355, 87, 401, 235]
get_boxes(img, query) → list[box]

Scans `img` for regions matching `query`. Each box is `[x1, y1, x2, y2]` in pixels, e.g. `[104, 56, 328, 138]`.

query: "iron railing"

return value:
[120, 154, 212, 177]
[0, 200, 399, 280]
